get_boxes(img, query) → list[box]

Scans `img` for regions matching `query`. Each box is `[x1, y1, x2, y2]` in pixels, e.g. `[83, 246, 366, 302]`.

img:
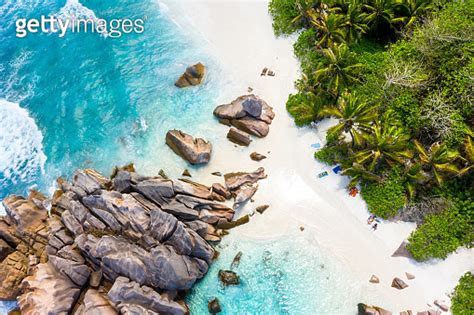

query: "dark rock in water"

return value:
[231, 251, 243, 269]
[2, 167, 238, 314]
[391, 277, 408, 290]
[357, 303, 392, 315]
[256, 205, 269, 214]
[182, 169, 192, 177]
[227, 127, 252, 146]
[218, 270, 240, 286]
[216, 215, 250, 230]
[175, 63, 206, 88]
[208, 298, 222, 314]
[250, 152, 267, 161]
[166, 129, 212, 165]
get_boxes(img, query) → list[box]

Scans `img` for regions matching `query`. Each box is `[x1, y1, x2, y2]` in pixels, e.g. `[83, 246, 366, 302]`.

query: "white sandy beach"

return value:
[162, 0, 473, 312]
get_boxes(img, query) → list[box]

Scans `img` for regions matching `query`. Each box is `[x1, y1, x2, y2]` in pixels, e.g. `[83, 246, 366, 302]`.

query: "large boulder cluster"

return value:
[214, 95, 275, 146]
[0, 165, 269, 314]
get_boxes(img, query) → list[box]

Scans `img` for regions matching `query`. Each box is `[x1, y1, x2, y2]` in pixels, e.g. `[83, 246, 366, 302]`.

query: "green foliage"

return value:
[361, 168, 406, 218]
[270, 0, 474, 260]
[286, 92, 322, 126]
[268, 0, 300, 36]
[407, 180, 473, 261]
[406, 208, 469, 260]
[451, 272, 474, 315]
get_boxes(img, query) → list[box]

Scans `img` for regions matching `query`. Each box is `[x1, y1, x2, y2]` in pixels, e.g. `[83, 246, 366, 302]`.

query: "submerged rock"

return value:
[231, 251, 243, 269]
[208, 298, 222, 314]
[175, 63, 206, 88]
[166, 130, 212, 165]
[218, 270, 240, 286]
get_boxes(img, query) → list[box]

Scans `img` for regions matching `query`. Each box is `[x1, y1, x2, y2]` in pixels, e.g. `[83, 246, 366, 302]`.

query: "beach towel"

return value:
[318, 171, 328, 178]
[332, 165, 342, 174]
[311, 143, 321, 149]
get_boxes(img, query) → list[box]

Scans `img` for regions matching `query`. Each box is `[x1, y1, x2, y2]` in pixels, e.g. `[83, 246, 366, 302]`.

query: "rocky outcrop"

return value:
[214, 95, 275, 144]
[2, 167, 236, 314]
[175, 63, 206, 88]
[0, 192, 49, 300]
[166, 130, 212, 164]
[224, 167, 266, 208]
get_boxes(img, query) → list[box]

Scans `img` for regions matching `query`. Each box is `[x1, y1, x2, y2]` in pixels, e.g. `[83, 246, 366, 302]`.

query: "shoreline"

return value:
[161, 0, 473, 312]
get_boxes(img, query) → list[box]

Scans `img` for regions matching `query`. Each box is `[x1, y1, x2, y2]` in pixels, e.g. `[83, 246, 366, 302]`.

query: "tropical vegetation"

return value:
[269, 0, 473, 267]
[451, 272, 474, 314]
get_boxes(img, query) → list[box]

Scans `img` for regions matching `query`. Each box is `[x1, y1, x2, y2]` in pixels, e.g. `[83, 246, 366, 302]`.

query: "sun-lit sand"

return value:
[162, 0, 473, 312]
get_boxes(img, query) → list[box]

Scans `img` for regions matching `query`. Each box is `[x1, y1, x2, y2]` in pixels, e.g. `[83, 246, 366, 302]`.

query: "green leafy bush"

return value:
[361, 169, 406, 219]
[286, 92, 322, 126]
[268, 0, 299, 36]
[451, 272, 474, 315]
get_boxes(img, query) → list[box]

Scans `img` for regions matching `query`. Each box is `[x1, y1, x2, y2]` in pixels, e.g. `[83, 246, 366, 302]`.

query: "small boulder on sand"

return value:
[227, 127, 252, 146]
[250, 152, 266, 161]
[391, 277, 408, 290]
[369, 275, 380, 284]
[256, 205, 269, 214]
[405, 272, 415, 280]
[175, 63, 206, 87]
[165, 130, 212, 165]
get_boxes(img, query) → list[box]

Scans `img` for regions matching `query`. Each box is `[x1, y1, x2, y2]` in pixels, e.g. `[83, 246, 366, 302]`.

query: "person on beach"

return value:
[372, 223, 378, 231]
[367, 215, 375, 224]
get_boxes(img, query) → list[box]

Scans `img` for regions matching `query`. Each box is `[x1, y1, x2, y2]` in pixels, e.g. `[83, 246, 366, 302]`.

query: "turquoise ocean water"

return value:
[0, 1, 368, 313]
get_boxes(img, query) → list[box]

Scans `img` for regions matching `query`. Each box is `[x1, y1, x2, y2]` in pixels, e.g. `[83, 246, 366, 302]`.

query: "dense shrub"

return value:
[360, 170, 406, 219]
[451, 272, 474, 315]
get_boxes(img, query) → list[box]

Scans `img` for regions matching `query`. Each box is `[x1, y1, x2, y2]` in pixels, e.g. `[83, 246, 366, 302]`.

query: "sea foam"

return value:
[0, 99, 46, 189]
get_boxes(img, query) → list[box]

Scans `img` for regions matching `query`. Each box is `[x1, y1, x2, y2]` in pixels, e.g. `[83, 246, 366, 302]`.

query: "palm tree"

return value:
[401, 163, 428, 199]
[363, 0, 403, 34]
[354, 119, 413, 171]
[414, 140, 462, 185]
[342, 1, 369, 43]
[310, 11, 347, 48]
[395, 0, 434, 29]
[320, 93, 376, 146]
[291, 0, 322, 29]
[342, 162, 381, 188]
[314, 43, 362, 96]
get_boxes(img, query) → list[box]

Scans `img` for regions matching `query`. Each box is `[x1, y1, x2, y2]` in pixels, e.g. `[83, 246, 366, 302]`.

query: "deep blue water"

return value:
[0, 1, 368, 314]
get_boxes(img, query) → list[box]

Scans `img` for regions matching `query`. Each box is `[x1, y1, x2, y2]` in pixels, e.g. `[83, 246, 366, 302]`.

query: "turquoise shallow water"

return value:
[0, 1, 368, 314]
